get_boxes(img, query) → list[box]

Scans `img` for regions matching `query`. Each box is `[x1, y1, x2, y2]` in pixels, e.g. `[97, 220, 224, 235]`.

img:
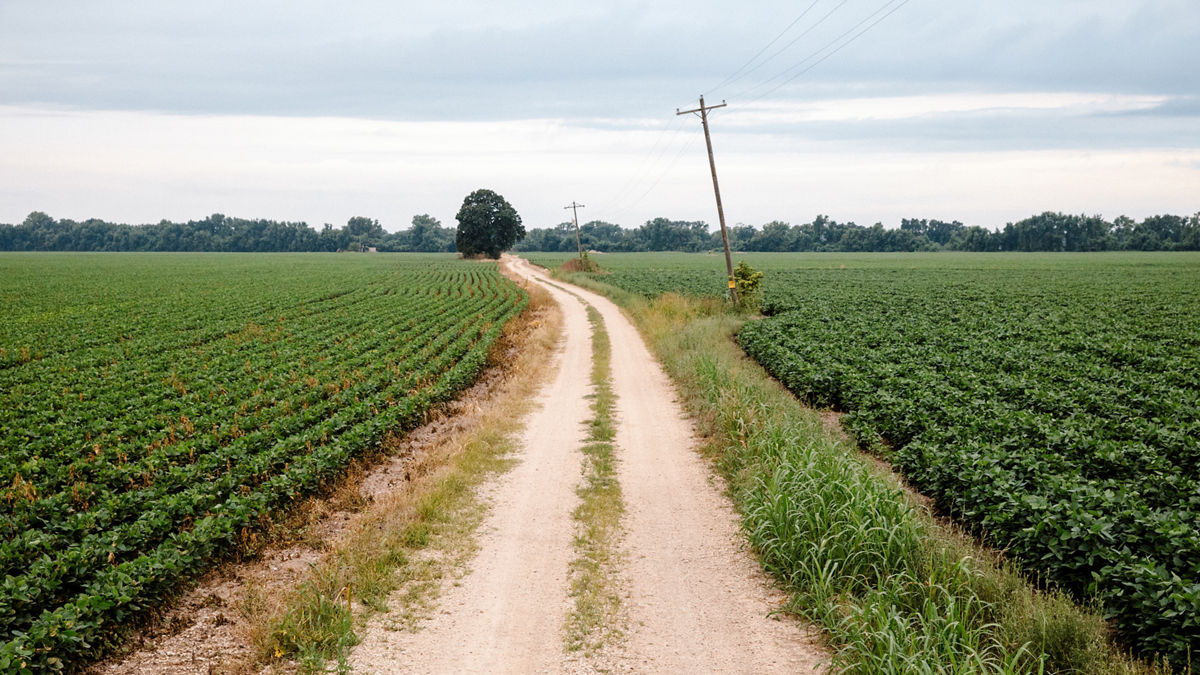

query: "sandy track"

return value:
[350, 258, 825, 673]
[347, 271, 595, 674]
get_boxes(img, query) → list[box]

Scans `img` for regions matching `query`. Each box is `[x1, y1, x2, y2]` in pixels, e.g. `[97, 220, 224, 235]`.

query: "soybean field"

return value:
[0, 253, 526, 670]
[533, 250, 1200, 665]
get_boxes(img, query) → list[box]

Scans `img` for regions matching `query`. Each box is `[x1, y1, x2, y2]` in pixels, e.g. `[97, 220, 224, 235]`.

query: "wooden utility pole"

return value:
[564, 201, 585, 259]
[677, 95, 737, 303]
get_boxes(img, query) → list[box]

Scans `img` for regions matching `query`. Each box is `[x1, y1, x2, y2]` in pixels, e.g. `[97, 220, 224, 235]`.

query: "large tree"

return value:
[455, 189, 524, 259]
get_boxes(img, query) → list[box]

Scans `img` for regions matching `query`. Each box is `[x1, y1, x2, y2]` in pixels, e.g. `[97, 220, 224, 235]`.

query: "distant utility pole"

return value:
[677, 95, 736, 303]
[564, 201, 586, 259]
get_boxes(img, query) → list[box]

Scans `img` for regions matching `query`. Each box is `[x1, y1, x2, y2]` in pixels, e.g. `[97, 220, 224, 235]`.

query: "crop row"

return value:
[0, 253, 527, 671]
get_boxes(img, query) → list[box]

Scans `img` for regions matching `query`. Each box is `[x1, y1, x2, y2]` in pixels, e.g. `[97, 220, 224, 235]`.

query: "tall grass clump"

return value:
[549, 266, 1165, 675]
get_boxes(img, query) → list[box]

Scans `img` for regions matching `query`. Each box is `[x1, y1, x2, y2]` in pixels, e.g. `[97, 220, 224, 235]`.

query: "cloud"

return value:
[1109, 96, 1200, 118]
[704, 92, 1200, 155]
[2, 1, 1198, 119]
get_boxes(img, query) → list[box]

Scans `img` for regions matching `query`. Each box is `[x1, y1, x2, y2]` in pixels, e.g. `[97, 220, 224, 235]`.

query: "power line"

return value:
[601, 116, 686, 206]
[600, 130, 701, 225]
[737, 0, 912, 104]
[591, 116, 690, 221]
[705, 0, 823, 96]
[715, 0, 852, 99]
[596, 0, 912, 229]
[747, 0, 912, 103]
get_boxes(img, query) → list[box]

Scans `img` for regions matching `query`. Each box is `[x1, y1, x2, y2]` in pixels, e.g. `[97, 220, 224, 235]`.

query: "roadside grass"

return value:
[565, 303, 626, 654]
[244, 276, 561, 673]
[551, 268, 1165, 675]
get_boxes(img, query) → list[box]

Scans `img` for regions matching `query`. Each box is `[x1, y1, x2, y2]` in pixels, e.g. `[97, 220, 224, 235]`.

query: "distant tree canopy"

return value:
[515, 217, 713, 253]
[454, 189, 525, 259]
[0, 212, 457, 253]
[512, 212, 1200, 253]
[402, 214, 456, 252]
[3, 210, 1197, 253]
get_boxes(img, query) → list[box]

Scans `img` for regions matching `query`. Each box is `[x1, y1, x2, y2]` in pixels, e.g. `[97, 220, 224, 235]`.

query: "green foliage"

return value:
[6, 211, 1200, 254]
[733, 260, 762, 312]
[454, 189, 525, 259]
[0, 253, 527, 671]
[400, 214, 456, 252]
[0, 212, 458, 253]
[525, 251, 738, 298]
[506, 212, 1200, 254]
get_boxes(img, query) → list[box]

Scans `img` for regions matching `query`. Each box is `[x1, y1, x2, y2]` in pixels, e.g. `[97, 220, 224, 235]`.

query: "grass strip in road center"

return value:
[565, 302, 626, 655]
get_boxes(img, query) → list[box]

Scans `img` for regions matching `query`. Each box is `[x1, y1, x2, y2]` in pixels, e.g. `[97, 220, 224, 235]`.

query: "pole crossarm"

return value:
[676, 100, 727, 116]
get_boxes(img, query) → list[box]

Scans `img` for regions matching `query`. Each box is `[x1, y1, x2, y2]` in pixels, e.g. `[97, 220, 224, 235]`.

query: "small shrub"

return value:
[733, 260, 763, 312]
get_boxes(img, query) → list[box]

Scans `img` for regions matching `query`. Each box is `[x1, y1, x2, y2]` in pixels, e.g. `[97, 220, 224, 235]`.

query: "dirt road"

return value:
[348, 262, 594, 673]
[349, 258, 825, 673]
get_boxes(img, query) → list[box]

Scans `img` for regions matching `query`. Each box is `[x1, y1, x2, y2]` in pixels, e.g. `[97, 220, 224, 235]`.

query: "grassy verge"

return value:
[244, 278, 562, 673]
[565, 304, 625, 654]
[551, 268, 1164, 675]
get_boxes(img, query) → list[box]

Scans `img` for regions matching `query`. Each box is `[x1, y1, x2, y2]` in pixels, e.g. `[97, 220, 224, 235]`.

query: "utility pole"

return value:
[677, 95, 737, 303]
[564, 201, 585, 260]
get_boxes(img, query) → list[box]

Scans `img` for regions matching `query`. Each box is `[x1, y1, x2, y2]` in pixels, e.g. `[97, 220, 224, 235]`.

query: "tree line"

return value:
[3, 210, 1198, 253]
[516, 212, 1200, 253]
[0, 212, 456, 253]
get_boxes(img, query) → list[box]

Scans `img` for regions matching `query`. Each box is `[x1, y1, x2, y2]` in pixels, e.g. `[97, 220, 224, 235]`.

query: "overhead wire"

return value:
[599, 127, 702, 224]
[589, 115, 690, 222]
[736, 0, 912, 104]
[711, 0, 853, 100]
[598, 2, 831, 223]
[704, 0, 824, 96]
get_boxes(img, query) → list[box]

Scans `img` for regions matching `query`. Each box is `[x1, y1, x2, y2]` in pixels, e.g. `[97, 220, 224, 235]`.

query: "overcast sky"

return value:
[2, 0, 1198, 232]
